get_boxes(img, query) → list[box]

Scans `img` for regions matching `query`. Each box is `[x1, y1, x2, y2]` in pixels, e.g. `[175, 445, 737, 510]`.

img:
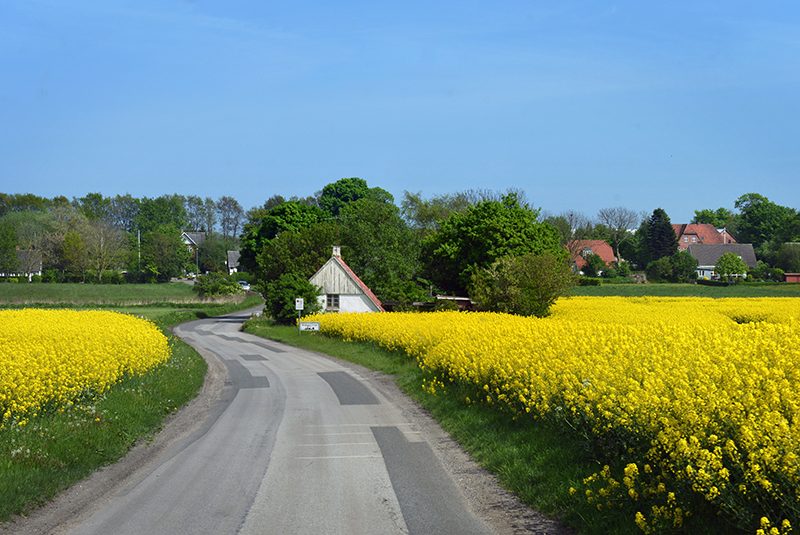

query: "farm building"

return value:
[568, 240, 616, 271]
[309, 246, 384, 313]
[786, 273, 800, 283]
[687, 243, 757, 279]
[673, 224, 736, 250]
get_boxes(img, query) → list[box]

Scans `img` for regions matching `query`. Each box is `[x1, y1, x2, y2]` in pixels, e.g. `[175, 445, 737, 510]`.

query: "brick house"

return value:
[568, 240, 616, 271]
[673, 224, 736, 250]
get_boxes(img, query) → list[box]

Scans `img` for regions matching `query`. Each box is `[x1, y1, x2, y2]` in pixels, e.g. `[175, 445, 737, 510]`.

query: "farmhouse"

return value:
[309, 246, 384, 313]
[568, 240, 616, 271]
[673, 224, 736, 250]
[687, 243, 757, 280]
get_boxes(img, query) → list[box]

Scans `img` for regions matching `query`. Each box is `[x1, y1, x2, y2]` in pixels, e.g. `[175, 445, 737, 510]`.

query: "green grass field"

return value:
[570, 282, 800, 297]
[0, 287, 263, 522]
[0, 282, 204, 305]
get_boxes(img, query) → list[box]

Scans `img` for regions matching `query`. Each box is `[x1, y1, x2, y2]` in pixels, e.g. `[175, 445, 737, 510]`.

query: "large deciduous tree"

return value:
[597, 207, 640, 262]
[422, 193, 564, 295]
[217, 196, 245, 239]
[734, 193, 798, 254]
[692, 207, 736, 229]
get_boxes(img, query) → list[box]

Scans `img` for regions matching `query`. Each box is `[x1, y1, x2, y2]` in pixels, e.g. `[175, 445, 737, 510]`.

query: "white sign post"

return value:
[295, 298, 304, 330]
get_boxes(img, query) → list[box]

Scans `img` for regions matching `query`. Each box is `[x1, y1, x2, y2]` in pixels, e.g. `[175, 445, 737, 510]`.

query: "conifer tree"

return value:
[646, 208, 678, 261]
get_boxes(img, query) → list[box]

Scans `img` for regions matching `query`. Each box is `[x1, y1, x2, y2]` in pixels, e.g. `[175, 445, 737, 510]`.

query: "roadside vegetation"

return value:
[0, 288, 262, 522]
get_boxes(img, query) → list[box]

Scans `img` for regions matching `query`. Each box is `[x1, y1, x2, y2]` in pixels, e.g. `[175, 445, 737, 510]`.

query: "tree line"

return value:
[1, 183, 798, 314]
[0, 193, 245, 282]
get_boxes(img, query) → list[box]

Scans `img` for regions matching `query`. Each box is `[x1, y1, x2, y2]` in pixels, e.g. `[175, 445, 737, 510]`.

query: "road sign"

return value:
[299, 321, 320, 332]
[295, 298, 304, 310]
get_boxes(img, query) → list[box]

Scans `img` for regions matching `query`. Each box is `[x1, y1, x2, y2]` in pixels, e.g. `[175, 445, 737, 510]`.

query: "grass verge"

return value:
[0, 295, 262, 521]
[243, 319, 727, 534]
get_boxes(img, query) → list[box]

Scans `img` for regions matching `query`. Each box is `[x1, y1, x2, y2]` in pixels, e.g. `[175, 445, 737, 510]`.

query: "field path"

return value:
[7, 309, 564, 535]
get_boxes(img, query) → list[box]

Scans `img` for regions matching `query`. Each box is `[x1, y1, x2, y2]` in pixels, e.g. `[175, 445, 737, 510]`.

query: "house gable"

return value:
[309, 249, 383, 312]
[568, 240, 616, 269]
[673, 224, 736, 250]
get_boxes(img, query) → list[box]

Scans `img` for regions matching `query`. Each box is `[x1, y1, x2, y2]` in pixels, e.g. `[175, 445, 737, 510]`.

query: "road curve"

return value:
[6, 309, 565, 535]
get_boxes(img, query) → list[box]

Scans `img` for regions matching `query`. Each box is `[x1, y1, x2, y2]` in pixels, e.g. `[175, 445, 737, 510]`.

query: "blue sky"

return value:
[1, 1, 798, 222]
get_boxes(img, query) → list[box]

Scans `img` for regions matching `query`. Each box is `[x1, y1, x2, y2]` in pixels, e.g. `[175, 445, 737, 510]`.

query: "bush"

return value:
[645, 252, 698, 283]
[42, 269, 61, 283]
[230, 272, 254, 284]
[615, 261, 632, 277]
[748, 261, 785, 282]
[30, 275, 43, 283]
[193, 272, 243, 298]
[578, 277, 602, 286]
[264, 273, 322, 325]
[715, 252, 749, 282]
[433, 299, 461, 311]
[580, 253, 606, 277]
[469, 252, 576, 317]
[645, 257, 673, 282]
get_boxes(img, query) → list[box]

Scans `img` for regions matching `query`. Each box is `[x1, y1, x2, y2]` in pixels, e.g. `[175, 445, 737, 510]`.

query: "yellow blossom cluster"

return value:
[0, 309, 170, 425]
[306, 297, 800, 532]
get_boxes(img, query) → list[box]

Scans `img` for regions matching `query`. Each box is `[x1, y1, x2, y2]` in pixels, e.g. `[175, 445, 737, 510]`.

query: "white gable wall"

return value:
[310, 259, 361, 294]
[316, 294, 379, 313]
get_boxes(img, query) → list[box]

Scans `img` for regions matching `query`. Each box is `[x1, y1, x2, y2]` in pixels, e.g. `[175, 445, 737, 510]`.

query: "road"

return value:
[8, 309, 564, 535]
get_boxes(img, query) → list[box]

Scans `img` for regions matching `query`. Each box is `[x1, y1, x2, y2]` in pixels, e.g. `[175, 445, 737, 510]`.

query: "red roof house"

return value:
[569, 240, 616, 270]
[673, 224, 736, 250]
[309, 246, 384, 313]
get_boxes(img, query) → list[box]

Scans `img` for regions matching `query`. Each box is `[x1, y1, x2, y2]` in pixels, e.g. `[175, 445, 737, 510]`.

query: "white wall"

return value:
[318, 294, 379, 313]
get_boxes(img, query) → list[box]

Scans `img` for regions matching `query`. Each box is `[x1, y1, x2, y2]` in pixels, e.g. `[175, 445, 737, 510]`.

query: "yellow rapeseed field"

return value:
[307, 297, 800, 533]
[0, 309, 170, 426]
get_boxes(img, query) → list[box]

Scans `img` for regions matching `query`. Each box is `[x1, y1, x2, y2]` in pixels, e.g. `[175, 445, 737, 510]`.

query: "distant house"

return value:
[687, 244, 757, 280]
[673, 224, 735, 250]
[785, 273, 800, 284]
[568, 240, 616, 272]
[181, 231, 206, 254]
[309, 246, 384, 313]
[226, 250, 241, 275]
[0, 250, 43, 282]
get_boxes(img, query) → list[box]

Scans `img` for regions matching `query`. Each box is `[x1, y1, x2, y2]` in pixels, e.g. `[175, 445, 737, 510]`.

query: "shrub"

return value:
[433, 299, 461, 312]
[264, 273, 322, 325]
[615, 261, 632, 277]
[645, 257, 673, 282]
[30, 274, 43, 283]
[578, 277, 602, 286]
[670, 250, 698, 283]
[715, 252, 749, 282]
[469, 252, 575, 317]
[193, 272, 243, 298]
[581, 253, 606, 277]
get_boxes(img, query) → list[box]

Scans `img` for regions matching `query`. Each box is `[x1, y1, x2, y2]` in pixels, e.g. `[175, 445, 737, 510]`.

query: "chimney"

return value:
[332, 245, 341, 258]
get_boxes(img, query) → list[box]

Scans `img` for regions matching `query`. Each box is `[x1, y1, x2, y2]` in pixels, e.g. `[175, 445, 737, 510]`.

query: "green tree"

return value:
[715, 252, 749, 282]
[775, 243, 800, 273]
[734, 193, 797, 251]
[264, 273, 322, 325]
[581, 253, 606, 277]
[85, 220, 128, 282]
[671, 251, 699, 283]
[469, 252, 575, 317]
[318, 177, 371, 216]
[0, 220, 18, 273]
[140, 226, 190, 282]
[216, 196, 245, 239]
[62, 230, 89, 282]
[239, 200, 326, 273]
[76, 192, 111, 221]
[257, 221, 341, 283]
[198, 235, 234, 273]
[136, 196, 188, 235]
[338, 198, 425, 302]
[645, 208, 678, 262]
[422, 193, 564, 294]
[692, 207, 736, 229]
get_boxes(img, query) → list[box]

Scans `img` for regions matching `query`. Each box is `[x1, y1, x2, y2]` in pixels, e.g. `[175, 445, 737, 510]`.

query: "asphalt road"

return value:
[54, 310, 496, 535]
[4, 309, 565, 535]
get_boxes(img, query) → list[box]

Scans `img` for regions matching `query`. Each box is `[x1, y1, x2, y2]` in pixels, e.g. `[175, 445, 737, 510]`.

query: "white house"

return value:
[687, 243, 757, 280]
[309, 246, 384, 313]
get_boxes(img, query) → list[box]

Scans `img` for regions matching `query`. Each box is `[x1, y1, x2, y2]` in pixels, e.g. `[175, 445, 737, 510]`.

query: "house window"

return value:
[691, 236, 697, 242]
[581, 248, 593, 257]
[326, 294, 340, 310]
[683, 237, 688, 242]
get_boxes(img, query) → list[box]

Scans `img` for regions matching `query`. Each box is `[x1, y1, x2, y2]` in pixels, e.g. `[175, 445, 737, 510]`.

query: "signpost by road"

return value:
[295, 298, 304, 330]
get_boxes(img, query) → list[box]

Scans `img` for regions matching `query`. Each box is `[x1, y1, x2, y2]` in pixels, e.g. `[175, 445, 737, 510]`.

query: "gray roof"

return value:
[182, 231, 207, 247]
[227, 250, 240, 268]
[687, 243, 757, 268]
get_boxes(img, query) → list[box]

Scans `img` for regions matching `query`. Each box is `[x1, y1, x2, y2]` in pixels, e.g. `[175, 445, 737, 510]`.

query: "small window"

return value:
[683, 236, 688, 242]
[326, 294, 340, 310]
[691, 236, 697, 242]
